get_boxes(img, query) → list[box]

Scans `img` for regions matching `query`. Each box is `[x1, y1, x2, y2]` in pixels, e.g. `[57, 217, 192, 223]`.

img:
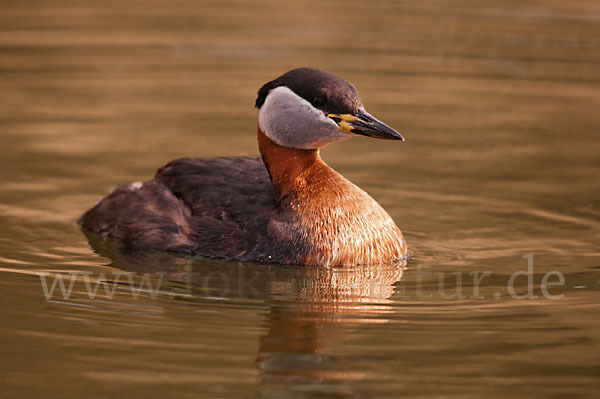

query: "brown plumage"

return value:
[80, 68, 408, 266]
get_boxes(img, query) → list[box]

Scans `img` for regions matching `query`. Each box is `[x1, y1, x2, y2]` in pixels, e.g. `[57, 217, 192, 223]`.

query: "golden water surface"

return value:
[1, 0, 599, 398]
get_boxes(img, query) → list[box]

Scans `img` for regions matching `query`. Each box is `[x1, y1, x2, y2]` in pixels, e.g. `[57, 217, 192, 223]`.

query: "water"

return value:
[1, 0, 599, 397]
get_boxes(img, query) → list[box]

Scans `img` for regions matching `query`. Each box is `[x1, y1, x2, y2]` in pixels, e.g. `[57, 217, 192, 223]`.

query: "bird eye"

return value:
[312, 96, 325, 108]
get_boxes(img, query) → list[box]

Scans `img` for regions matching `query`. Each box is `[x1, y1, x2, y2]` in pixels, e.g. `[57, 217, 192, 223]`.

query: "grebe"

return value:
[80, 67, 407, 266]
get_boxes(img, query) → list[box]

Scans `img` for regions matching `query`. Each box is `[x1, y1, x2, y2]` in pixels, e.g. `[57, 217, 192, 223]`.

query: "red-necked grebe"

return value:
[80, 67, 407, 266]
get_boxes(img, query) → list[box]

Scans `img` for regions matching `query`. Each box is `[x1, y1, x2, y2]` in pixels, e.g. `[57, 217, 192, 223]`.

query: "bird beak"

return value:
[328, 109, 404, 141]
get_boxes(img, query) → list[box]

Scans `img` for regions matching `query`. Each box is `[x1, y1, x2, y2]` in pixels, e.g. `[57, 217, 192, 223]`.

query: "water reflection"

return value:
[256, 263, 404, 393]
[84, 231, 405, 393]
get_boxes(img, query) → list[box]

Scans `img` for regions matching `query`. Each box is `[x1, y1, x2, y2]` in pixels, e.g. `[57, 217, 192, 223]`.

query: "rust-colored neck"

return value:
[257, 125, 323, 198]
[256, 125, 407, 265]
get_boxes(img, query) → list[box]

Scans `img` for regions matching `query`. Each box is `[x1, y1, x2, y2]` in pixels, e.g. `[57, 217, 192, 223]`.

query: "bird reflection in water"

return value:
[256, 262, 405, 396]
[84, 232, 406, 395]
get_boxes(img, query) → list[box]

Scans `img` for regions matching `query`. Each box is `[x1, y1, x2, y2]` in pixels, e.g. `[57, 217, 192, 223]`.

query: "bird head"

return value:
[255, 67, 404, 149]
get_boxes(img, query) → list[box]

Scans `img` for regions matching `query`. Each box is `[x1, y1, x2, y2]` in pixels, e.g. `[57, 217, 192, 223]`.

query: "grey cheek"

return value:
[259, 87, 351, 149]
[285, 116, 348, 149]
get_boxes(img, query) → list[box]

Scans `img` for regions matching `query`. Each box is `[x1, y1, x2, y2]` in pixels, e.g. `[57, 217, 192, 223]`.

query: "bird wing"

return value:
[154, 156, 278, 259]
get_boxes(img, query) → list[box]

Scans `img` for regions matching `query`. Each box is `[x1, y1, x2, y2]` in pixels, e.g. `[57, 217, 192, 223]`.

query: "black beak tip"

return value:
[354, 110, 405, 142]
[392, 132, 405, 141]
[378, 126, 405, 141]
